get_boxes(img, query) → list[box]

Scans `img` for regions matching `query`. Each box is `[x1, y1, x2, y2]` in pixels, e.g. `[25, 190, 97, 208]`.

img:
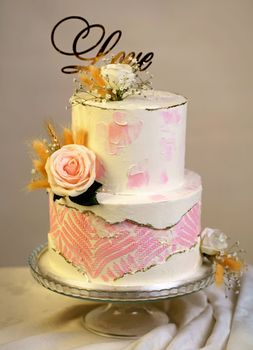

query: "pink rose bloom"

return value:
[45, 144, 96, 197]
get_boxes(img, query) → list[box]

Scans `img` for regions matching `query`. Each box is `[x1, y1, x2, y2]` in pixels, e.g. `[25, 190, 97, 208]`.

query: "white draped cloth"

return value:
[0, 266, 252, 350]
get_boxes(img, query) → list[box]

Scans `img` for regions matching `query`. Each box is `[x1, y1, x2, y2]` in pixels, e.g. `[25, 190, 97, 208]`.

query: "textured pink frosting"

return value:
[49, 199, 201, 282]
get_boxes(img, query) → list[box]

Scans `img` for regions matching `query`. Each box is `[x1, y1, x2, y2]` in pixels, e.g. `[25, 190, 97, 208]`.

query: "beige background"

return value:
[0, 0, 252, 266]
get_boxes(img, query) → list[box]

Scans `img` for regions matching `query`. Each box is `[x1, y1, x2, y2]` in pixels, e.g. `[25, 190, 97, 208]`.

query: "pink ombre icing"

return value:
[108, 112, 143, 155]
[49, 199, 201, 282]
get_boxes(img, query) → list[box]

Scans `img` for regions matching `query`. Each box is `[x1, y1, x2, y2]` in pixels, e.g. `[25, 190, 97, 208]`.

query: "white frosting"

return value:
[58, 170, 201, 229]
[45, 89, 204, 288]
[71, 90, 187, 194]
[45, 236, 202, 290]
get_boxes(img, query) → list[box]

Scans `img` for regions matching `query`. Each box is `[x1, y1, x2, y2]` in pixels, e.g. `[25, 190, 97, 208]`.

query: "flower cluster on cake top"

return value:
[75, 57, 153, 102]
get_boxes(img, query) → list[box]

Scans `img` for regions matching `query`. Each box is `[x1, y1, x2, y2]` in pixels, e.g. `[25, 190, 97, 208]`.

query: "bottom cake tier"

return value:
[47, 170, 203, 287]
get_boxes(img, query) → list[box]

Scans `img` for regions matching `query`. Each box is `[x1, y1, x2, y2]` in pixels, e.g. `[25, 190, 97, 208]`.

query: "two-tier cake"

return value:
[28, 62, 243, 290]
[46, 89, 203, 288]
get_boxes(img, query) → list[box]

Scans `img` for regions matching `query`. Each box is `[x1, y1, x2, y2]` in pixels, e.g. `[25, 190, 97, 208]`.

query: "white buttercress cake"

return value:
[45, 89, 203, 288]
[28, 62, 244, 292]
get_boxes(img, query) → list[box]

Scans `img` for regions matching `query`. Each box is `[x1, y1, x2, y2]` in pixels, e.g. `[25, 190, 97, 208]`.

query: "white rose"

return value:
[100, 63, 136, 91]
[200, 227, 228, 255]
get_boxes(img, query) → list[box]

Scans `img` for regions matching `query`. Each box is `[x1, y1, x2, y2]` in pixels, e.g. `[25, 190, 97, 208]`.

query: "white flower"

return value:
[100, 64, 136, 91]
[200, 227, 228, 256]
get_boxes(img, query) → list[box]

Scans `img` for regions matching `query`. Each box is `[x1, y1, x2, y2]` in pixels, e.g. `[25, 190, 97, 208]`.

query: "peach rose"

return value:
[45, 144, 96, 197]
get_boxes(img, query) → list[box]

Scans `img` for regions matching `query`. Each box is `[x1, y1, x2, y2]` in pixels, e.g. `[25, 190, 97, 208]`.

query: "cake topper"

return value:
[51, 16, 154, 74]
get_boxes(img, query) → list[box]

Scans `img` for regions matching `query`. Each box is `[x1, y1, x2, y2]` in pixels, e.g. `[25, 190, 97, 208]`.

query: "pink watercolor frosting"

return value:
[127, 172, 149, 189]
[127, 162, 149, 189]
[108, 112, 143, 155]
[162, 110, 182, 125]
[160, 137, 175, 161]
[160, 171, 169, 184]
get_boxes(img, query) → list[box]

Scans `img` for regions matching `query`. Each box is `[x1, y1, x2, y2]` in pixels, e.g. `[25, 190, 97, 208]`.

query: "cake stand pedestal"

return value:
[28, 244, 214, 338]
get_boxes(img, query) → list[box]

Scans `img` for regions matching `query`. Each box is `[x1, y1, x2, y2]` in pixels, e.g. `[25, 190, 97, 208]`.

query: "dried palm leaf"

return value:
[74, 129, 87, 146]
[88, 65, 106, 88]
[80, 74, 94, 89]
[32, 140, 49, 162]
[47, 122, 61, 149]
[63, 128, 74, 145]
[27, 179, 49, 191]
[33, 159, 47, 177]
[222, 257, 243, 271]
[215, 263, 224, 286]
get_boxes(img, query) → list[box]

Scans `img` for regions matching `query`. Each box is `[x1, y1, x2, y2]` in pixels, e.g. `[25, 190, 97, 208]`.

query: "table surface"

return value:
[0, 266, 252, 350]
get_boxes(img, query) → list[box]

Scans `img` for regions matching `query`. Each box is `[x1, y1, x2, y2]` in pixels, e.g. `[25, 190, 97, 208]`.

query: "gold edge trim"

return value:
[54, 197, 200, 231]
[70, 95, 187, 111]
[51, 246, 89, 281]
[113, 240, 200, 281]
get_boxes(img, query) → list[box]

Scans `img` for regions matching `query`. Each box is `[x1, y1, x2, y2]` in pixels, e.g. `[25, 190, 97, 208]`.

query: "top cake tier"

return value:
[71, 90, 187, 194]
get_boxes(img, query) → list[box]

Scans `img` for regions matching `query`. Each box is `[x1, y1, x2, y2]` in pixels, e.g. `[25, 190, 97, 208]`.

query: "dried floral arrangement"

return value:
[200, 228, 245, 294]
[28, 123, 101, 205]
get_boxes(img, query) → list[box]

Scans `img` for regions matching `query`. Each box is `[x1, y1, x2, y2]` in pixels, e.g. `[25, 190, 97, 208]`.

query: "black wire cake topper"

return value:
[51, 16, 154, 74]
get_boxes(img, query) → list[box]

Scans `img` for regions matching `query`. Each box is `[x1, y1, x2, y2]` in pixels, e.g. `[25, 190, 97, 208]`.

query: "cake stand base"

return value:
[83, 303, 168, 338]
[29, 244, 214, 338]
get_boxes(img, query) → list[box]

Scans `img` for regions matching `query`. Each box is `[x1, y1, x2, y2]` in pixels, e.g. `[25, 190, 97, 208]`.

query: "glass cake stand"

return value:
[28, 243, 214, 338]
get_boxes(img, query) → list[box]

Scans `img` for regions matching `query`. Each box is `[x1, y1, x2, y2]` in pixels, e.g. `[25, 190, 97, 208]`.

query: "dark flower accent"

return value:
[53, 181, 102, 206]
